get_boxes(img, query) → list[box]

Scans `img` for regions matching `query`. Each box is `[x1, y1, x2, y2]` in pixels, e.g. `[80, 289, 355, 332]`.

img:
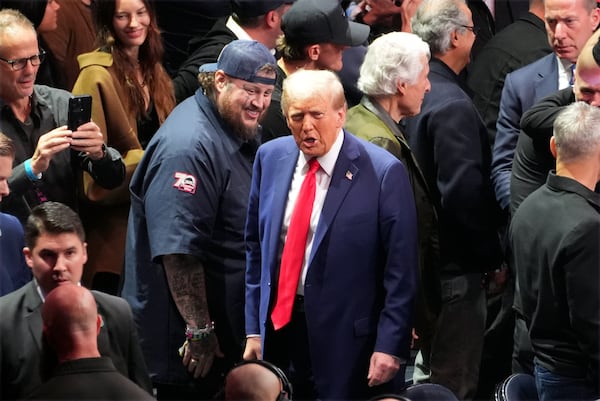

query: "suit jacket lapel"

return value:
[309, 131, 359, 266]
[24, 282, 43, 352]
[94, 296, 111, 356]
[534, 54, 559, 99]
[268, 144, 299, 278]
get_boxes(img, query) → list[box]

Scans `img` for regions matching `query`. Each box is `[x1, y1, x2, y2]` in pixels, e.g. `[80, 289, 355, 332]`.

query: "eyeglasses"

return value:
[460, 25, 480, 35]
[0, 49, 46, 71]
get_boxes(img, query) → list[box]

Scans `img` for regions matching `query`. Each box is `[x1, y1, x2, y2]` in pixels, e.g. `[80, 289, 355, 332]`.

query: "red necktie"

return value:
[271, 158, 320, 330]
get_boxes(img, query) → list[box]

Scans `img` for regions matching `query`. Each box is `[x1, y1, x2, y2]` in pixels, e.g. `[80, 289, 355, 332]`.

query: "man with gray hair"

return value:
[345, 31, 440, 388]
[509, 101, 600, 400]
[404, 0, 502, 398]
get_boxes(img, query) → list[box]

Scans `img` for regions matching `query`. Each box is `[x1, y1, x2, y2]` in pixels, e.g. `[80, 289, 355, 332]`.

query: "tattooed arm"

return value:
[163, 254, 223, 378]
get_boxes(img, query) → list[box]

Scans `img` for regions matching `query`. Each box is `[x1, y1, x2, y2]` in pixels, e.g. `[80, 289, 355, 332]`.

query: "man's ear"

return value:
[96, 314, 103, 336]
[214, 70, 228, 92]
[550, 136, 557, 159]
[264, 9, 279, 29]
[42, 323, 53, 347]
[590, 7, 600, 31]
[397, 80, 407, 96]
[449, 29, 460, 48]
[307, 44, 320, 61]
[23, 247, 33, 269]
[82, 242, 88, 265]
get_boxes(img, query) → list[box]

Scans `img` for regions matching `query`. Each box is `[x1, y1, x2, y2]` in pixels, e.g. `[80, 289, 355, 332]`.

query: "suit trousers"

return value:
[264, 304, 318, 401]
[417, 271, 487, 400]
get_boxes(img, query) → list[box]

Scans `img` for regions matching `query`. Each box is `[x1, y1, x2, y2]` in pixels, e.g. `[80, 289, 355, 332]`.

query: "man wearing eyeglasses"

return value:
[0, 9, 124, 223]
[404, 0, 502, 399]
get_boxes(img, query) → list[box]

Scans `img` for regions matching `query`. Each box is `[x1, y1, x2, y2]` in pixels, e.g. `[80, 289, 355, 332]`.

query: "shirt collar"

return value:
[547, 171, 600, 209]
[34, 279, 82, 302]
[225, 16, 276, 53]
[226, 16, 253, 41]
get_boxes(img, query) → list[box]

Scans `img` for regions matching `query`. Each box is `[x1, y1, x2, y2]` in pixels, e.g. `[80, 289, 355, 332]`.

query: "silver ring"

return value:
[190, 359, 197, 364]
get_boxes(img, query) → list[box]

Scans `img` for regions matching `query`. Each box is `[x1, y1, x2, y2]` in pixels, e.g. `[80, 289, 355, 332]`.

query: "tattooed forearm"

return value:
[163, 254, 210, 328]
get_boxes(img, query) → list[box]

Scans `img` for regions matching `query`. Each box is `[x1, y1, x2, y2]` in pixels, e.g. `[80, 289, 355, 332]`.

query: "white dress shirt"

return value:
[279, 129, 345, 296]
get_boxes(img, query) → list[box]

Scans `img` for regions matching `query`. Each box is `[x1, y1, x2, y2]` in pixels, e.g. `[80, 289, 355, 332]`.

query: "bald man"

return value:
[27, 284, 153, 400]
[225, 361, 290, 401]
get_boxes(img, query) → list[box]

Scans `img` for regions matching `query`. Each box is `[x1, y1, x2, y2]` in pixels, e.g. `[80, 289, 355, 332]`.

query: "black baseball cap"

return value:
[231, 0, 295, 18]
[282, 0, 370, 47]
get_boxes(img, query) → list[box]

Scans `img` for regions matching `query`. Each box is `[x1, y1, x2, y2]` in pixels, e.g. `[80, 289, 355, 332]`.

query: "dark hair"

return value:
[92, 0, 175, 123]
[0, 0, 47, 29]
[0, 132, 15, 158]
[231, 12, 263, 29]
[25, 202, 85, 248]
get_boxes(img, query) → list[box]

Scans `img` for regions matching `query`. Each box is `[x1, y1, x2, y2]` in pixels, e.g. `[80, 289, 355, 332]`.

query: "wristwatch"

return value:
[185, 322, 215, 341]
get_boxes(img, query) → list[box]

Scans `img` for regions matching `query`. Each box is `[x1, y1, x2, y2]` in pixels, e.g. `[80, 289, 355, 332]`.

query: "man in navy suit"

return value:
[493, 0, 600, 214]
[243, 69, 418, 400]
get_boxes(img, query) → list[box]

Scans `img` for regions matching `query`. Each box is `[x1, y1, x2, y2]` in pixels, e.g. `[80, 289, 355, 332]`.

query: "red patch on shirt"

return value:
[173, 172, 197, 194]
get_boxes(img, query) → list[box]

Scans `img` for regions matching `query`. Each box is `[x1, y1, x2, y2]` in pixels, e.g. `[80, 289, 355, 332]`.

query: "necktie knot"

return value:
[307, 158, 320, 174]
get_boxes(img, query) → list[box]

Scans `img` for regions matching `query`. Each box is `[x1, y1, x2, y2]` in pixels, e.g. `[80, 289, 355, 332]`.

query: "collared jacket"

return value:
[173, 17, 236, 103]
[346, 96, 441, 339]
[0, 85, 124, 223]
[510, 173, 599, 390]
[72, 50, 144, 282]
[404, 58, 502, 273]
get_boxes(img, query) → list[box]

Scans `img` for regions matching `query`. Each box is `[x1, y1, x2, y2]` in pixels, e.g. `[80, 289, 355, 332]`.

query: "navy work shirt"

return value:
[121, 90, 256, 384]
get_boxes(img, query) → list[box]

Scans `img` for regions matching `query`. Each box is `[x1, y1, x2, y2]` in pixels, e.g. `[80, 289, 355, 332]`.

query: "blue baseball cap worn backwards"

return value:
[199, 40, 277, 86]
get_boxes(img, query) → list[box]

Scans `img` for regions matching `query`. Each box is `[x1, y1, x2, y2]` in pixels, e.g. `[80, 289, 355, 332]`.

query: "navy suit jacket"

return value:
[245, 131, 417, 399]
[0, 213, 31, 296]
[0, 281, 152, 399]
[492, 53, 558, 210]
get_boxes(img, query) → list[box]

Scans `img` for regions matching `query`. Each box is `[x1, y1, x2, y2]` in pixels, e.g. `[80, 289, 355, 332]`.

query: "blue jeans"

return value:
[416, 272, 487, 400]
[534, 363, 595, 401]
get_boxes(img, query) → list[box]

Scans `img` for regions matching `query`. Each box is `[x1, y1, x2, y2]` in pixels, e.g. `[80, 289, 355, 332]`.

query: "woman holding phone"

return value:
[72, 0, 175, 293]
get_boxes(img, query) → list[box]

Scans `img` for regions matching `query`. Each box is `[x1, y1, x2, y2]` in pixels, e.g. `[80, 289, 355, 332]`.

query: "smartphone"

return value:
[68, 95, 92, 131]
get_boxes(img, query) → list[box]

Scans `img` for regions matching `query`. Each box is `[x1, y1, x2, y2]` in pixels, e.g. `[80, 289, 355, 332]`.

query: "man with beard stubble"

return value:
[121, 40, 277, 400]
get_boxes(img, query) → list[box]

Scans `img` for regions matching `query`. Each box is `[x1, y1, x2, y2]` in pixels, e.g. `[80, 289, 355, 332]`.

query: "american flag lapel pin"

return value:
[345, 170, 353, 181]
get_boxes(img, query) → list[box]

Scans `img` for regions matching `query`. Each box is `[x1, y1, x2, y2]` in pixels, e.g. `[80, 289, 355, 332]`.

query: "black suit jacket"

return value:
[467, 12, 552, 145]
[0, 281, 152, 400]
[27, 357, 154, 400]
[404, 58, 502, 274]
[172, 17, 236, 103]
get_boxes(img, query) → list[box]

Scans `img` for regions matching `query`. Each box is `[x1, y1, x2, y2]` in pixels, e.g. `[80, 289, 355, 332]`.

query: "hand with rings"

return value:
[181, 338, 223, 379]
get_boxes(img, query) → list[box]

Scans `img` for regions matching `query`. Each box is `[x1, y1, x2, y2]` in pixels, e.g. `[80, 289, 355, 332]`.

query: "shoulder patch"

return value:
[173, 172, 197, 194]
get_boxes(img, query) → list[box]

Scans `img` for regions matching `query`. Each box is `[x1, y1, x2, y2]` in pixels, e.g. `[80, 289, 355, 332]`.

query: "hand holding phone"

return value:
[68, 94, 92, 131]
